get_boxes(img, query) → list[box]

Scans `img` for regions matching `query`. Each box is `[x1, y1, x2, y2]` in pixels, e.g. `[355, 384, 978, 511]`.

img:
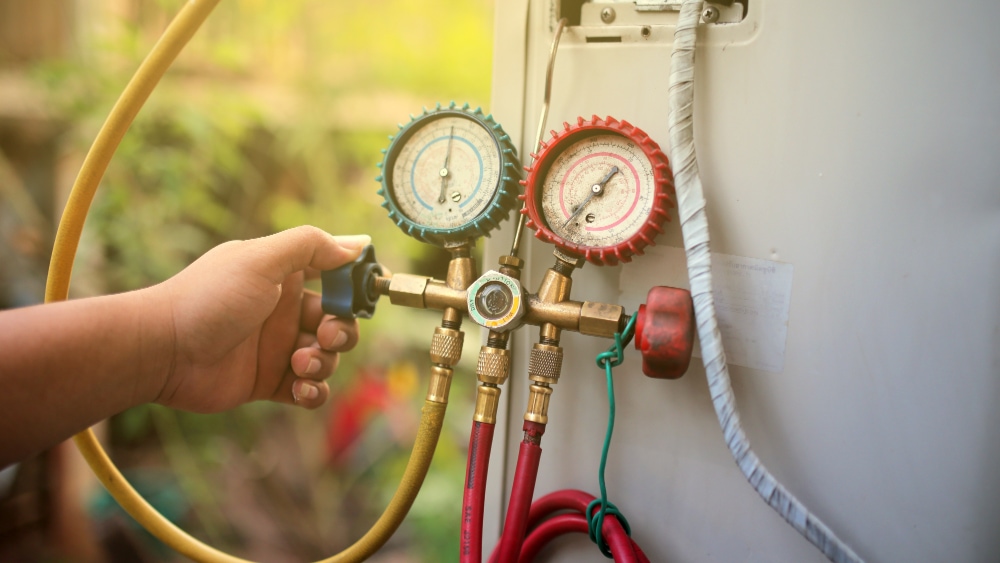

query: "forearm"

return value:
[0, 288, 173, 467]
[0, 227, 368, 467]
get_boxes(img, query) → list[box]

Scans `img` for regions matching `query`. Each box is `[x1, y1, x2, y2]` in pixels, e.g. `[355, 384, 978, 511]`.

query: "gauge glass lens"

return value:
[391, 116, 501, 230]
[539, 134, 656, 248]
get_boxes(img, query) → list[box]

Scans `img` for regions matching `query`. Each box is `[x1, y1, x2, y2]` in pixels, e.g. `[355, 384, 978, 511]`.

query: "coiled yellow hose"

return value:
[45, 2, 446, 561]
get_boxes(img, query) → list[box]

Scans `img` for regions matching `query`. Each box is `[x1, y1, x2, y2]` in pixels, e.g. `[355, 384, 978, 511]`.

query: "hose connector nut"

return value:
[321, 244, 384, 319]
[476, 345, 511, 386]
[528, 343, 563, 385]
[430, 327, 464, 367]
[467, 270, 525, 332]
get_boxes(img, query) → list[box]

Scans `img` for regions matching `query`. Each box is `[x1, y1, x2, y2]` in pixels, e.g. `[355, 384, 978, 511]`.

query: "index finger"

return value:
[252, 226, 370, 284]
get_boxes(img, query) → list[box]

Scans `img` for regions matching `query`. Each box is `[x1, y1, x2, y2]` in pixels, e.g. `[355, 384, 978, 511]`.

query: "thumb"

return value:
[251, 226, 371, 283]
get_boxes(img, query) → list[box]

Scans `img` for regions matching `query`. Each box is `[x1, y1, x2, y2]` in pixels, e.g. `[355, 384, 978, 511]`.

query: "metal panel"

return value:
[487, 1, 1000, 561]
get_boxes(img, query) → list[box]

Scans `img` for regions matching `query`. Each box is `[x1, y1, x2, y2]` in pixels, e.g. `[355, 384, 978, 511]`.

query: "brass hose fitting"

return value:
[473, 336, 511, 424]
[524, 383, 554, 425]
[423, 243, 473, 404]
[426, 326, 462, 404]
[518, 253, 576, 426]
[473, 386, 502, 424]
[523, 339, 563, 424]
[426, 366, 453, 404]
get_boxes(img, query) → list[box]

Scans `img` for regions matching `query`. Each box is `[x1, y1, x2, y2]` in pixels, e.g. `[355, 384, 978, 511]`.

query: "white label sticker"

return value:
[619, 246, 794, 373]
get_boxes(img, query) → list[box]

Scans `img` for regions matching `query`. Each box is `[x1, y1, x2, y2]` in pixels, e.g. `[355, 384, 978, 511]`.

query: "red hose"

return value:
[518, 513, 643, 563]
[518, 514, 587, 562]
[525, 489, 596, 530]
[495, 489, 650, 563]
[631, 541, 652, 563]
[461, 421, 496, 563]
[494, 421, 546, 563]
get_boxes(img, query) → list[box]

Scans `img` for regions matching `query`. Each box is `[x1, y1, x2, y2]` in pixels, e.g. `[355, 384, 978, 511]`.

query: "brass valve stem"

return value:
[372, 275, 392, 297]
[498, 253, 525, 281]
[524, 336, 563, 425]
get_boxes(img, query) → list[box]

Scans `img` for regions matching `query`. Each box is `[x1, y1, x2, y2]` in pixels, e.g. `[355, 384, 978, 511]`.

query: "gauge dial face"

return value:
[539, 133, 656, 249]
[389, 115, 502, 230]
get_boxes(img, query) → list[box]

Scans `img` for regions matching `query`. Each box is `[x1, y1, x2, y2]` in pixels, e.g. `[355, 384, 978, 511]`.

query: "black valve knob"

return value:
[320, 244, 384, 319]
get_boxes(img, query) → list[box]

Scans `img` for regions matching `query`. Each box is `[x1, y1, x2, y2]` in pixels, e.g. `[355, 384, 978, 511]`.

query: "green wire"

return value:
[588, 313, 637, 558]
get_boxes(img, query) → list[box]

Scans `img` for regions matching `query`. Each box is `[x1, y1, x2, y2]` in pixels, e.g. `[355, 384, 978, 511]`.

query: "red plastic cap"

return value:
[634, 286, 695, 379]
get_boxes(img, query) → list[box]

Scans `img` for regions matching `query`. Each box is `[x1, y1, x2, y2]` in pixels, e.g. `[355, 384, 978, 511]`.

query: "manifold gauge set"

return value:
[377, 103, 674, 265]
[337, 102, 694, 563]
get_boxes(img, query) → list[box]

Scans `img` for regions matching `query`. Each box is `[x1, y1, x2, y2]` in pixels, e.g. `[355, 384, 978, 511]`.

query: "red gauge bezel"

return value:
[520, 115, 675, 266]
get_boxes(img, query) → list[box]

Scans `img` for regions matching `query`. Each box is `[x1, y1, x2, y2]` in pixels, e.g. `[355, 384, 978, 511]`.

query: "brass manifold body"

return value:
[377, 244, 628, 426]
[378, 258, 625, 340]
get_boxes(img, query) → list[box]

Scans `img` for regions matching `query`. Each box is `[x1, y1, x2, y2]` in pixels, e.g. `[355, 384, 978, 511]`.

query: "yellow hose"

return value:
[326, 401, 447, 562]
[45, 0, 221, 304]
[76, 401, 447, 562]
[46, 2, 446, 561]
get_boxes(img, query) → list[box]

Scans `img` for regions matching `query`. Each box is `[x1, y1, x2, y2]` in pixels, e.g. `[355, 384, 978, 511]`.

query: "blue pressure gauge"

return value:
[376, 103, 522, 244]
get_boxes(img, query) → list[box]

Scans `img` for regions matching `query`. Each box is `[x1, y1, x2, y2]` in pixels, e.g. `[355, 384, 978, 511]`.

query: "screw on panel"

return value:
[600, 7, 616, 24]
[702, 6, 720, 23]
[640, 26, 652, 39]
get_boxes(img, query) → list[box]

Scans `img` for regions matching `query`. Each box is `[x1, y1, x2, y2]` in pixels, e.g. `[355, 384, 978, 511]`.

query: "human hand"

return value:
[148, 226, 369, 413]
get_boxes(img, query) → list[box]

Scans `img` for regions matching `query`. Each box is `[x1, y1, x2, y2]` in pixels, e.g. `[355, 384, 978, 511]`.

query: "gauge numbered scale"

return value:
[377, 103, 522, 244]
[522, 116, 675, 265]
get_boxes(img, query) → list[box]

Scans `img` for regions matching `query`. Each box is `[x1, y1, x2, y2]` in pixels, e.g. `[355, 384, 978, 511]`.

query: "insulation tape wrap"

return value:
[667, 2, 864, 562]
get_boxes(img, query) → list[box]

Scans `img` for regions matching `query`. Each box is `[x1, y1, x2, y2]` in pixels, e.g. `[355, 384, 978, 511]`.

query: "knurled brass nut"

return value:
[529, 343, 563, 384]
[476, 346, 511, 385]
[430, 327, 464, 366]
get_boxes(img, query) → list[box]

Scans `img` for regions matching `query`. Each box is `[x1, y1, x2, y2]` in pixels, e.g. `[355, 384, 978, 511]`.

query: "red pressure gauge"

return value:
[521, 116, 675, 266]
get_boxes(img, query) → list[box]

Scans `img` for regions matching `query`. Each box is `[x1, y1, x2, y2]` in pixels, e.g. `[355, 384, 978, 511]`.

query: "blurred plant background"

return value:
[0, 1, 495, 561]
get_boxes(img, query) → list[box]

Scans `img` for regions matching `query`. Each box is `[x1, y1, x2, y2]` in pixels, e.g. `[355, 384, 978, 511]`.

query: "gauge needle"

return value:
[562, 166, 619, 228]
[438, 126, 455, 204]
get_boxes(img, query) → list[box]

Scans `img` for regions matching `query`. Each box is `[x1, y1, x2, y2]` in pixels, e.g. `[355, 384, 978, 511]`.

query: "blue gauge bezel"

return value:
[375, 103, 522, 245]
